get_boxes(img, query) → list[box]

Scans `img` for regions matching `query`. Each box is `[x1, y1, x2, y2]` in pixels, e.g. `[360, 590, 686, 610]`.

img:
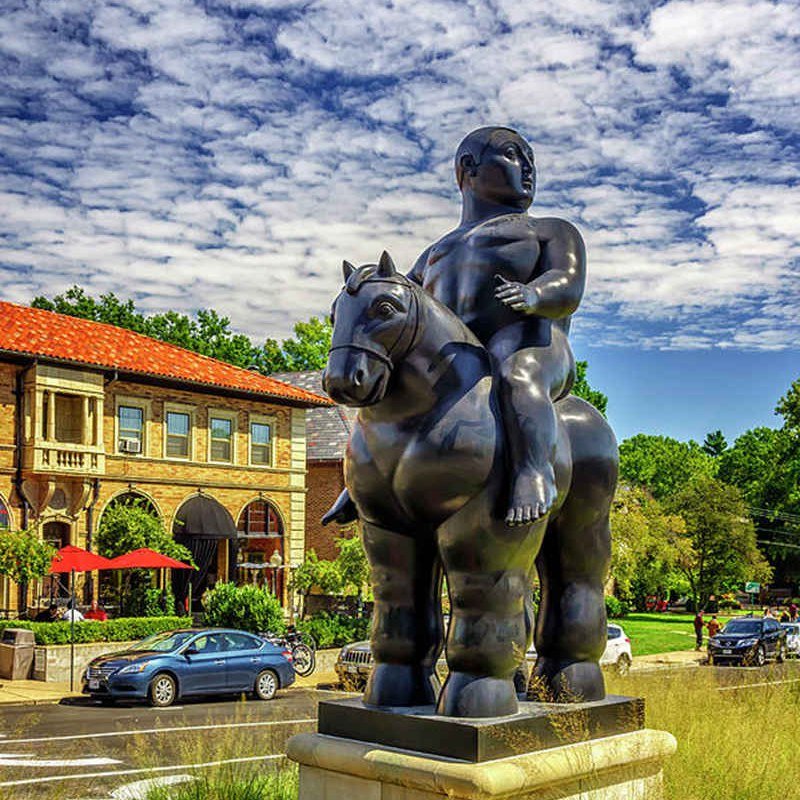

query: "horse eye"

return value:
[376, 301, 395, 318]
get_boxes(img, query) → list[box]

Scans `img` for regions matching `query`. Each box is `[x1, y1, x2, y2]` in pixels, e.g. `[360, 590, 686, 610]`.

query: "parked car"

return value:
[82, 628, 295, 707]
[707, 617, 787, 666]
[335, 623, 634, 690]
[780, 622, 800, 658]
[526, 623, 633, 676]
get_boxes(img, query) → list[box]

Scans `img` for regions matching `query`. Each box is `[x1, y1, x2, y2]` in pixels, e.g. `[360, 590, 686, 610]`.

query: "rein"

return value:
[328, 282, 421, 373]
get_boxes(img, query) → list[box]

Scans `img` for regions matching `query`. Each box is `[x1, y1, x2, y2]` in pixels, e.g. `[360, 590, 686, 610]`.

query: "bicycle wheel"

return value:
[292, 643, 316, 676]
[301, 632, 317, 652]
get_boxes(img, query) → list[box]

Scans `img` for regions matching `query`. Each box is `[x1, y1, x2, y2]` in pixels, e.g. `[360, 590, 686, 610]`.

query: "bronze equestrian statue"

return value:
[322, 127, 618, 718]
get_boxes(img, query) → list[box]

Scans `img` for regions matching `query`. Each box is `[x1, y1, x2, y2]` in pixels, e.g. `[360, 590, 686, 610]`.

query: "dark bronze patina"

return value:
[322, 127, 617, 718]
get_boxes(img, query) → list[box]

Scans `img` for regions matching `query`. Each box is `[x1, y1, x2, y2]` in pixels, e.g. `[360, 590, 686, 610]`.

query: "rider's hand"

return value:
[494, 275, 539, 314]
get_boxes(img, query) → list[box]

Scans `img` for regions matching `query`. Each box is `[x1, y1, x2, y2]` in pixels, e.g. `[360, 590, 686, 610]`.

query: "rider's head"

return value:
[455, 126, 535, 210]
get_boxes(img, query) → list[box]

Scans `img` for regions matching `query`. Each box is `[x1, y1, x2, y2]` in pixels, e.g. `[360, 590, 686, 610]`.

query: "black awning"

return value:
[173, 495, 237, 540]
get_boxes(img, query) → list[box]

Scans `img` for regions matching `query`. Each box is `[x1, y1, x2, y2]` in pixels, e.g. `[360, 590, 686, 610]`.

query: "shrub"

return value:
[605, 595, 630, 619]
[296, 612, 370, 648]
[0, 616, 192, 645]
[201, 582, 284, 635]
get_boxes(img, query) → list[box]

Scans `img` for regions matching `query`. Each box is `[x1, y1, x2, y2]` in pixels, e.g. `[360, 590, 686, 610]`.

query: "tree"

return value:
[572, 360, 608, 415]
[97, 501, 193, 616]
[702, 430, 728, 458]
[0, 527, 54, 586]
[609, 486, 687, 609]
[619, 434, 717, 500]
[260, 316, 332, 374]
[666, 476, 771, 607]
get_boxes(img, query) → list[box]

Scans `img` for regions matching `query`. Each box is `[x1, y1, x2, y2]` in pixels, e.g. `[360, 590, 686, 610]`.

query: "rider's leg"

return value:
[361, 521, 444, 707]
[489, 322, 575, 525]
[531, 398, 616, 702]
[436, 490, 545, 717]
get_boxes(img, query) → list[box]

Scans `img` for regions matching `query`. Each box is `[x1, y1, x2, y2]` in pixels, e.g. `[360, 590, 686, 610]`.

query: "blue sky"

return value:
[1, 0, 798, 444]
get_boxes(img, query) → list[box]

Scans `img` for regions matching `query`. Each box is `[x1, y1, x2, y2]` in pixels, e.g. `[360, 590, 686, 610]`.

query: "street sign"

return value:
[745, 581, 760, 594]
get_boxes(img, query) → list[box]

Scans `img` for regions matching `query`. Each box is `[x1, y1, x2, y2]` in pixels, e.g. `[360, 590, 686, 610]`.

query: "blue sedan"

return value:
[82, 628, 295, 707]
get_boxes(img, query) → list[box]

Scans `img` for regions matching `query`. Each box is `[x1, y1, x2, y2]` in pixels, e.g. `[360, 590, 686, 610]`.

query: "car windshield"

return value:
[126, 631, 195, 652]
[722, 619, 761, 635]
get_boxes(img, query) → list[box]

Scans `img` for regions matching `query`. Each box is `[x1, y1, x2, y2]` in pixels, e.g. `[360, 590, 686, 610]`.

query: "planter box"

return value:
[33, 641, 137, 683]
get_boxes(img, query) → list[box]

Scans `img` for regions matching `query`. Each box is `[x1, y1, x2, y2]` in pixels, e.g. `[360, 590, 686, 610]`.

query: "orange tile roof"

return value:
[0, 301, 331, 407]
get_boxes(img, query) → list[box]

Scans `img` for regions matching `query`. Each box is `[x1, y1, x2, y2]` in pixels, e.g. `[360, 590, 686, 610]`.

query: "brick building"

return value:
[272, 370, 355, 560]
[0, 301, 330, 614]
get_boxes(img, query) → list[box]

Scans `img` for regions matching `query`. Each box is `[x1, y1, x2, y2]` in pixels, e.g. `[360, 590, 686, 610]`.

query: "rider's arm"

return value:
[527, 218, 586, 318]
[495, 218, 586, 319]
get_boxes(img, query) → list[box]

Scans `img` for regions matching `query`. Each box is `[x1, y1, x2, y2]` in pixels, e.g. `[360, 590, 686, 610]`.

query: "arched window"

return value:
[236, 500, 284, 602]
[0, 498, 9, 531]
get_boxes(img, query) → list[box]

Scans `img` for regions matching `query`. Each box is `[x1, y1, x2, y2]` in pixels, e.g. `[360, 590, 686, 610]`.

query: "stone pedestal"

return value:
[287, 728, 676, 800]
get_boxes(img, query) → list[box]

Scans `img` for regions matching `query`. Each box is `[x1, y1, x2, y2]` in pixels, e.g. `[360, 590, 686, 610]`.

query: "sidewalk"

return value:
[631, 649, 707, 671]
[0, 679, 81, 706]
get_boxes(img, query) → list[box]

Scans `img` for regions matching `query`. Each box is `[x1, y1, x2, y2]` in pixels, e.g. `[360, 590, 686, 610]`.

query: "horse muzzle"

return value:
[323, 349, 389, 407]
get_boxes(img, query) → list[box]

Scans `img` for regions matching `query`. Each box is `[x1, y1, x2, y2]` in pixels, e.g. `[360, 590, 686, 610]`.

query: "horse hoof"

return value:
[436, 672, 518, 718]
[530, 658, 605, 703]
[363, 663, 437, 708]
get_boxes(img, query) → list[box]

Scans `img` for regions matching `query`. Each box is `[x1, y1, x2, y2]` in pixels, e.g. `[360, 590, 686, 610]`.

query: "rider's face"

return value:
[469, 136, 535, 210]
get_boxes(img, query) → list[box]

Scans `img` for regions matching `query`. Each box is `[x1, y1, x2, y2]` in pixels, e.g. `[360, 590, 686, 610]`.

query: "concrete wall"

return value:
[33, 640, 138, 683]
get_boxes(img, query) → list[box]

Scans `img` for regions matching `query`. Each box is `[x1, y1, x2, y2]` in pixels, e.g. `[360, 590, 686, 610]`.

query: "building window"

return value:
[210, 416, 233, 463]
[0, 499, 9, 531]
[250, 421, 272, 466]
[236, 500, 284, 602]
[166, 411, 191, 459]
[55, 394, 83, 444]
[118, 406, 144, 454]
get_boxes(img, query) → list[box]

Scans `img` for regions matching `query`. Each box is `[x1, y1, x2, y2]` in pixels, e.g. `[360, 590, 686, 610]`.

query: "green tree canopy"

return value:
[572, 360, 608, 415]
[619, 434, 717, 500]
[609, 486, 687, 608]
[0, 527, 55, 586]
[260, 316, 332, 374]
[702, 429, 728, 458]
[666, 476, 771, 606]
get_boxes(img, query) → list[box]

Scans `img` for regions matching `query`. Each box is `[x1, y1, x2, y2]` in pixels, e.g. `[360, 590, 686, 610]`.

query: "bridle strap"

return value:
[328, 282, 420, 372]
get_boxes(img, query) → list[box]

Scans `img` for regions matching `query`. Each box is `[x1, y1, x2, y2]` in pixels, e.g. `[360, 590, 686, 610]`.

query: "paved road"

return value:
[1, 662, 798, 799]
[0, 686, 349, 799]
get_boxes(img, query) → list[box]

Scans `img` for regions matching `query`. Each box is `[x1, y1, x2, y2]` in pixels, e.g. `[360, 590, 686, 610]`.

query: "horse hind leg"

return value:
[361, 521, 443, 707]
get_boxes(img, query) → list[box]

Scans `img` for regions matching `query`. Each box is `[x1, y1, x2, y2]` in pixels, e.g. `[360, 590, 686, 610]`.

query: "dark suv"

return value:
[708, 617, 787, 666]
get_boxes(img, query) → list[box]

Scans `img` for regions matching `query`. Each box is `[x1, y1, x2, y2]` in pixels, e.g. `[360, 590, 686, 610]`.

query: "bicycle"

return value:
[261, 629, 316, 677]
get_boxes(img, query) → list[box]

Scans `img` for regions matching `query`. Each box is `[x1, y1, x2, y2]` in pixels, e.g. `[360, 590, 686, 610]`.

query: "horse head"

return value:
[323, 251, 420, 407]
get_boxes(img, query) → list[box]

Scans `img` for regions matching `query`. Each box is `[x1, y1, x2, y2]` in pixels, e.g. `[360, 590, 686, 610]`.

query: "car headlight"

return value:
[119, 661, 151, 674]
[738, 638, 757, 647]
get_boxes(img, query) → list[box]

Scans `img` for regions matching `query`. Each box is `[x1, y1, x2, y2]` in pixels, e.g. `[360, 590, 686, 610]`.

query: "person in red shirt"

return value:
[84, 600, 108, 621]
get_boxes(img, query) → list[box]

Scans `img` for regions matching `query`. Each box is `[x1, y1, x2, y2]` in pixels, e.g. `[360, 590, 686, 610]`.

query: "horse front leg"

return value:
[436, 493, 544, 717]
[362, 521, 443, 707]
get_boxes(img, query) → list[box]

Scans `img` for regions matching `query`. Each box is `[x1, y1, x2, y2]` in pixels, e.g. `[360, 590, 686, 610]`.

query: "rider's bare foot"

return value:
[505, 466, 557, 526]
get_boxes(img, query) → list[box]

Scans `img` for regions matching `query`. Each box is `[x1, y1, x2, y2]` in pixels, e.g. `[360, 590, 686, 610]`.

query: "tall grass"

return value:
[607, 665, 797, 800]
[146, 765, 298, 800]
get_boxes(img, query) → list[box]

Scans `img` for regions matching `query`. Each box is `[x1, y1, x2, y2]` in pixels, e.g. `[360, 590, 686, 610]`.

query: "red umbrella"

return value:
[49, 545, 114, 573]
[106, 548, 195, 570]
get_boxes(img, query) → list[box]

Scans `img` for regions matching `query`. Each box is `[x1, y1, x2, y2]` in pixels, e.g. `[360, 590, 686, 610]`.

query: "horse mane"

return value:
[345, 264, 412, 295]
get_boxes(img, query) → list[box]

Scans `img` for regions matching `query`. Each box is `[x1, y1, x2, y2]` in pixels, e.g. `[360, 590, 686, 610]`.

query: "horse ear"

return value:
[342, 260, 355, 281]
[377, 251, 397, 277]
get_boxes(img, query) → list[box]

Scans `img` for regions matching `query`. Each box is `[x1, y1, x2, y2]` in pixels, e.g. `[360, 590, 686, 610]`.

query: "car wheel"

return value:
[292, 644, 316, 677]
[616, 653, 631, 676]
[148, 673, 177, 708]
[754, 645, 767, 667]
[777, 643, 787, 663]
[254, 669, 278, 701]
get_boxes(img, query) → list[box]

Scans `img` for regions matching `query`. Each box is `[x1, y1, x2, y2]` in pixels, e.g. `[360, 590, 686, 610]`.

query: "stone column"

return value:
[81, 396, 90, 445]
[47, 391, 56, 442]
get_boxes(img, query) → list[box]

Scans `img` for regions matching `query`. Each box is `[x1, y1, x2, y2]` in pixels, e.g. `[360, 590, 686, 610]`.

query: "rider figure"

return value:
[408, 126, 585, 524]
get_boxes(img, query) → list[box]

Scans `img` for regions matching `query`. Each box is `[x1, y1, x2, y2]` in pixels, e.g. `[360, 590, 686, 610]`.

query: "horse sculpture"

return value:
[323, 253, 618, 718]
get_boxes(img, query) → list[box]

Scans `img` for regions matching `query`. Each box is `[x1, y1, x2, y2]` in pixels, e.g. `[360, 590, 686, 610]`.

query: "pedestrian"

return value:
[790, 602, 798, 622]
[83, 600, 108, 621]
[61, 599, 84, 622]
[707, 615, 721, 639]
[35, 603, 59, 622]
[693, 609, 704, 650]
[780, 609, 790, 623]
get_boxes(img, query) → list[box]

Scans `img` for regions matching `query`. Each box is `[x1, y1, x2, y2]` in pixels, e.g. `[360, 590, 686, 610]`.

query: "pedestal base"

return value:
[287, 728, 677, 800]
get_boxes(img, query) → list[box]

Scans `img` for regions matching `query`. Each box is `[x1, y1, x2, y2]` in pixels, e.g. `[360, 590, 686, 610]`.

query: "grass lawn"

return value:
[615, 612, 747, 656]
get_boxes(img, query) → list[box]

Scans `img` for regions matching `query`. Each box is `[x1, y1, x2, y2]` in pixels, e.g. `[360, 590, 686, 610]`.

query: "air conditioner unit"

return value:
[119, 438, 142, 454]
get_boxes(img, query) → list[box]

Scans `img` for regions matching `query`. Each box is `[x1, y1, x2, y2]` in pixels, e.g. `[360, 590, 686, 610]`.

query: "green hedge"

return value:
[605, 596, 630, 619]
[297, 612, 370, 648]
[0, 616, 192, 646]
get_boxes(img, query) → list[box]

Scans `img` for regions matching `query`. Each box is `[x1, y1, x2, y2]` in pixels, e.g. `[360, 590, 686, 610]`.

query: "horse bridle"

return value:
[327, 280, 421, 373]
